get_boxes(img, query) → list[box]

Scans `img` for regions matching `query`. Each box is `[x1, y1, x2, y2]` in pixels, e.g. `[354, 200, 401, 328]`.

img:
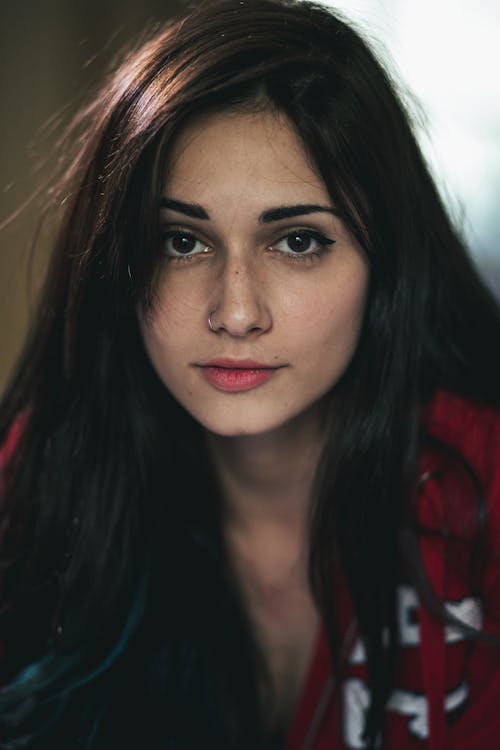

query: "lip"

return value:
[194, 358, 284, 393]
[199, 358, 279, 369]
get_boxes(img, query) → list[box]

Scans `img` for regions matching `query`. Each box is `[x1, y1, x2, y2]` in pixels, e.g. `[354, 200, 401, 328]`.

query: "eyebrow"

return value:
[259, 204, 338, 223]
[160, 198, 209, 219]
[160, 198, 338, 223]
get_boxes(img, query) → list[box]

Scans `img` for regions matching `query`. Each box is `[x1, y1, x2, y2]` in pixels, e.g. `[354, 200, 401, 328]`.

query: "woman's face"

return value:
[139, 109, 369, 437]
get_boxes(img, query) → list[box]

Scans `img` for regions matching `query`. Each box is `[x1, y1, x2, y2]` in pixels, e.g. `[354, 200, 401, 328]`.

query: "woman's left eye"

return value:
[269, 229, 335, 258]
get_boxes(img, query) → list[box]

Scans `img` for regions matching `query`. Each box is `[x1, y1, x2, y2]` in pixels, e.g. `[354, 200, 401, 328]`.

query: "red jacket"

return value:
[2, 392, 500, 748]
[286, 391, 500, 750]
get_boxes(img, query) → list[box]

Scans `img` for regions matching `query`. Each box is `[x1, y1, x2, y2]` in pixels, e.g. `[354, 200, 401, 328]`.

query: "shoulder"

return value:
[423, 389, 500, 472]
[0, 417, 25, 466]
[418, 389, 500, 549]
[0, 413, 28, 496]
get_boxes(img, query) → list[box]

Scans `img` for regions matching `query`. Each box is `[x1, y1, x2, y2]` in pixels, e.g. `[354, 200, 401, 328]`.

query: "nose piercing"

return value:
[208, 310, 217, 332]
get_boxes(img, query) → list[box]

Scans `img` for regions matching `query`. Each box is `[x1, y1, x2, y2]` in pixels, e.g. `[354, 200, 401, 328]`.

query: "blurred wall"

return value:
[324, 0, 500, 296]
[0, 0, 183, 389]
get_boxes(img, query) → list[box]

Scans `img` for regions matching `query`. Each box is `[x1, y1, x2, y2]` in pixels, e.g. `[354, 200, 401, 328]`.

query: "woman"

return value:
[1, 0, 500, 747]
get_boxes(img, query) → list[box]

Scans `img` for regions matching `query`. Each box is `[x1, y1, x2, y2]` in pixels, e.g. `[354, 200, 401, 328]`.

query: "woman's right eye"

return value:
[161, 230, 210, 258]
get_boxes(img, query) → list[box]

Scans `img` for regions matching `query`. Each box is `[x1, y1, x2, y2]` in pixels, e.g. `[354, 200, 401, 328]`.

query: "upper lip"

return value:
[194, 358, 284, 369]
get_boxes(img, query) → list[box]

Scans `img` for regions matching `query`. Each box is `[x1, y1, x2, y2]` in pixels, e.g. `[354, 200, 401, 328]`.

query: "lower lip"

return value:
[200, 367, 279, 392]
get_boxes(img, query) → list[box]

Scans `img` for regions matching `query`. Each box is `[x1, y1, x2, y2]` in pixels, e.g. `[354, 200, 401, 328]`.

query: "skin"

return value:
[139, 109, 370, 729]
[140, 109, 369, 442]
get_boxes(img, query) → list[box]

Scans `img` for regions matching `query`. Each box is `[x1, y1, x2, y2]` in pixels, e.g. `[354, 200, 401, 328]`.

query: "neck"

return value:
[206, 406, 325, 533]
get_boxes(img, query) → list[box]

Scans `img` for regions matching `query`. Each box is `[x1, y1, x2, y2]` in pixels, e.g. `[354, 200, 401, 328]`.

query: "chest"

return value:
[227, 535, 319, 733]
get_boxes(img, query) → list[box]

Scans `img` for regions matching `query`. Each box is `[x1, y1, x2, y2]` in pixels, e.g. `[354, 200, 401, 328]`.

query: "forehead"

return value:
[162, 109, 330, 208]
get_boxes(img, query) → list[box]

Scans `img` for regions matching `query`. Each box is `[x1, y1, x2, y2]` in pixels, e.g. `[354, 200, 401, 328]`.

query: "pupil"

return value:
[173, 234, 195, 254]
[288, 233, 310, 253]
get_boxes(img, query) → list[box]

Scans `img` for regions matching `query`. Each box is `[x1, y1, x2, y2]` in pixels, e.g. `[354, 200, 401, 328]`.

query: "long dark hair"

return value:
[1, 1, 499, 747]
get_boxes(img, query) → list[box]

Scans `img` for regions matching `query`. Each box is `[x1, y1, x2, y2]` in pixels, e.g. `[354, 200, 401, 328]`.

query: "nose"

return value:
[208, 256, 272, 338]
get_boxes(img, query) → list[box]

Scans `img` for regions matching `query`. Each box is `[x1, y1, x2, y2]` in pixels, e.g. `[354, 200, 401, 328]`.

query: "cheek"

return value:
[334, 279, 369, 339]
[291, 275, 368, 360]
[138, 296, 192, 376]
[154, 262, 214, 316]
[142, 281, 202, 340]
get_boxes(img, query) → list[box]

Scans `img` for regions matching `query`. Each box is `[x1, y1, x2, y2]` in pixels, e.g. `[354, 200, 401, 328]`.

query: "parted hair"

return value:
[1, 1, 500, 748]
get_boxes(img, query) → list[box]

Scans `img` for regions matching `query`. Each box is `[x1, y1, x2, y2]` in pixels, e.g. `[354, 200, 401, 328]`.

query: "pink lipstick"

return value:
[196, 359, 283, 393]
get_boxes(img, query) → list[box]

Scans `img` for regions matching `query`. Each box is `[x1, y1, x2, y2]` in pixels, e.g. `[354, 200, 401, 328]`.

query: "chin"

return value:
[187, 401, 318, 439]
[197, 417, 282, 438]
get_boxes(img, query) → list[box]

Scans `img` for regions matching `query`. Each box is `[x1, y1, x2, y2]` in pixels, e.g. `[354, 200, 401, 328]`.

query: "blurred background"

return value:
[0, 0, 499, 389]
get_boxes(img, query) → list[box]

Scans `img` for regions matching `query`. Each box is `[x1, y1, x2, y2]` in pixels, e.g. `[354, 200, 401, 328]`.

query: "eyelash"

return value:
[159, 227, 336, 264]
[160, 230, 210, 262]
[268, 229, 335, 263]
